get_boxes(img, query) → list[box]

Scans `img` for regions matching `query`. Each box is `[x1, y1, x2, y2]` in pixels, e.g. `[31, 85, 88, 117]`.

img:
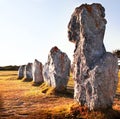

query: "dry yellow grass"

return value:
[0, 71, 17, 80]
[118, 70, 120, 78]
[0, 70, 120, 119]
[115, 70, 120, 93]
[0, 71, 74, 119]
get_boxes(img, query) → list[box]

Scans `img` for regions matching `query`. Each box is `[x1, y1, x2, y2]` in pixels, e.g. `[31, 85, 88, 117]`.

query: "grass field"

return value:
[0, 70, 120, 119]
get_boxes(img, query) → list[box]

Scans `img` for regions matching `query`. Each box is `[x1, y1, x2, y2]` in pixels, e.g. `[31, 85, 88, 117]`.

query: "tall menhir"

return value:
[68, 3, 118, 110]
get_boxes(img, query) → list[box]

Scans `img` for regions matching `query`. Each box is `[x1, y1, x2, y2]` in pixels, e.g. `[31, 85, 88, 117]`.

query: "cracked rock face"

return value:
[32, 59, 44, 83]
[43, 46, 71, 91]
[68, 3, 118, 110]
[18, 65, 25, 79]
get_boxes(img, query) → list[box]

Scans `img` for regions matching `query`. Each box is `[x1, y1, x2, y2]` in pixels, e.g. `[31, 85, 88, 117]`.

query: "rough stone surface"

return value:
[43, 46, 71, 91]
[24, 63, 33, 81]
[68, 3, 118, 110]
[33, 59, 44, 83]
[18, 65, 25, 79]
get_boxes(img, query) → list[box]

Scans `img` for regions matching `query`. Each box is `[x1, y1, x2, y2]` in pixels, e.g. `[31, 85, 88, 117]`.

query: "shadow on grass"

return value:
[40, 83, 74, 99]
[115, 93, 120, 100]
[8, 107, 120, 119]
[102, 109, 120, 119]
[0, 94, 4, 117]
[0, 94, 3, 108]
[22, 78, 33, 82]
[67, 105, 120, 119]
[32, 82, 44, 87]
[54, 88, 74, 98]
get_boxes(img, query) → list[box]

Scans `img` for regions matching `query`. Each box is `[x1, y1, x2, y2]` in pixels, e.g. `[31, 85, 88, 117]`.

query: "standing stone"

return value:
[43, 46, 71, 91]
[32, 59, 44, 84]
[18, 65, 25, 79]
[68, 3, 118, 110]
[24, 63, 33, 81]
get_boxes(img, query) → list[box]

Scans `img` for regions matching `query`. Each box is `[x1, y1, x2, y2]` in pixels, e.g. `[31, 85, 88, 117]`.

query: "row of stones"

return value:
[19, 3, 118, 111]
[18, 46, 71, 91]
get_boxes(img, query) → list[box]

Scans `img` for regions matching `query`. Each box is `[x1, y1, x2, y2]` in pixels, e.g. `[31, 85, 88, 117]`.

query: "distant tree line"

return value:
[0, 49, 120, 71]
[0, 65, 19, 71]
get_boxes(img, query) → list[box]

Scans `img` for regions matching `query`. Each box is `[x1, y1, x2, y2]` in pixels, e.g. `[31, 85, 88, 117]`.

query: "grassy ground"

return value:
[0, 71, 120, 119]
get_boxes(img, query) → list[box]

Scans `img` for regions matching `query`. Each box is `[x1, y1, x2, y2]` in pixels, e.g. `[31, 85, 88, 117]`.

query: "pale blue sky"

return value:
[0, 0, 119, 66]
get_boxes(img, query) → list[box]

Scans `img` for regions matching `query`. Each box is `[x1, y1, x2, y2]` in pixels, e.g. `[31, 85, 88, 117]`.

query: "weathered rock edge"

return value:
[68, 3, 118, 110]
[43, 46, 71, 91]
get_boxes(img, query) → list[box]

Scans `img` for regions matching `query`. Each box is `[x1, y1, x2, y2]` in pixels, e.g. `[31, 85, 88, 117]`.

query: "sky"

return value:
[0, 0, 119, 66]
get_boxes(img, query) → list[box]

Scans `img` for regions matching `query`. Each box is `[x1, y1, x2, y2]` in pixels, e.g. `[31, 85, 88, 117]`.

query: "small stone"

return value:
[18, 65, 25, 79]
[32, 59, 44, 84]
[24, 63, 33, 81]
